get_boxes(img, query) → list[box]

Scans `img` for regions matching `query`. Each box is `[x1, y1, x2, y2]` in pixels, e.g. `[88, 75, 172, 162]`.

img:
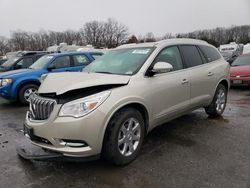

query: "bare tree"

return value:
[11, 30, 29, 50]
[145, 32, 156, 42]
[0, 36, 9, 55]
[127, 35, 138, 44]
[113, 21, 129, 47]
[83, 21, 104, 47]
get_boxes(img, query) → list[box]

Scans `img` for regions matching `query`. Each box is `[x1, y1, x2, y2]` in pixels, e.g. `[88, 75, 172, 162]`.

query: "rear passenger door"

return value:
[179, 45, 216, 108]
[71, 54, 90, 71]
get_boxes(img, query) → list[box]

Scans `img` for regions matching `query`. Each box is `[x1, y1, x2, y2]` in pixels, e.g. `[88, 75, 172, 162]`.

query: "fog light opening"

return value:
[56, 139, 88, 148]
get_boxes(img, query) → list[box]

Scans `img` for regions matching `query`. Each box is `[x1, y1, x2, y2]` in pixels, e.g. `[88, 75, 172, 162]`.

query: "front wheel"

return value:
[205, 84, 227, 117]
[18, 84, 38, 105]
[102, 107, 145, 165]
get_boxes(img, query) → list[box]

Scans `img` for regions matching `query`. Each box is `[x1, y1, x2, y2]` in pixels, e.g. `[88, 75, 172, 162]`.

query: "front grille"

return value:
[29, 94, 57, 121]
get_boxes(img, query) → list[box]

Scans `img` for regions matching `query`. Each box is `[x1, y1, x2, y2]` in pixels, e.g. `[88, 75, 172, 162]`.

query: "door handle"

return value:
[208, 72, 214, 76]
[181, 79, 189, 84]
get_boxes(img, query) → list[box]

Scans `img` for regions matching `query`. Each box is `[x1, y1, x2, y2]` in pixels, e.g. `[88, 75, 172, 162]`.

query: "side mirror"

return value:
[151, 62, 173, 75]
[47, 64, 55, 71]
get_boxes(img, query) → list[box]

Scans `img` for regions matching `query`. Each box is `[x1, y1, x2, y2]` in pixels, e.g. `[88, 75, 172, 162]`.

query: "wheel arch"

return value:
[15, 80, 41, 98]
[219, 79, 229, 91]
[101, 102, 150, 150]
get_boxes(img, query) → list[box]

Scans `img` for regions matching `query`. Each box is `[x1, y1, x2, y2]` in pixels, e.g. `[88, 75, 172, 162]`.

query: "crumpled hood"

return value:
[39, 72, 131, 95]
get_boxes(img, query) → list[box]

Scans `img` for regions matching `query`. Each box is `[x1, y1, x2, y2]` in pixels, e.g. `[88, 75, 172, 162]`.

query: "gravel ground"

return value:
[0, 88, 249, 188]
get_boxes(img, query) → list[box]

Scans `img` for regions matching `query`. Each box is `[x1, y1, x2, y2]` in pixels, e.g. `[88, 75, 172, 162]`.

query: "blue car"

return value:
[0, 52, 102, 104]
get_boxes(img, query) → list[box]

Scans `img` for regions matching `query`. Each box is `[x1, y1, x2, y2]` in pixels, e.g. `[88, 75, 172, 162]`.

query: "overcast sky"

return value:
[0, 0, 249, 37]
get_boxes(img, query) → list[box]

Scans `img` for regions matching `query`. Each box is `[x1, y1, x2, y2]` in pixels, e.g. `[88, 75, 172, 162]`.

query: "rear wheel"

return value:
[18, 84, 38, 105]
[102, 107, 145, 165]
[205, 84, 227, 117]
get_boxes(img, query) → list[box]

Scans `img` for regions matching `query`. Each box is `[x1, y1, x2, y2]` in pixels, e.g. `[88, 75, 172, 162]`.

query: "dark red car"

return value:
[230, 54, 250, 86]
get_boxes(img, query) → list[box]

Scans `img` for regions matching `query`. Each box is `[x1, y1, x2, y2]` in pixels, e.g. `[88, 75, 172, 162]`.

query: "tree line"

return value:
[0, 18, 129, 55]
[0, 19, 250, 56]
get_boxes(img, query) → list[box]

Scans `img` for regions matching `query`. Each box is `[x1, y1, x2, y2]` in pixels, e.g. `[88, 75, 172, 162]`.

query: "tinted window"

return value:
[179, 45, 203, 67]
[73, 55, 90, 66]
[153, 46, 183, 71]
[199, 45, 221, 62]
[52, 56, 70, 69]
[231, 56, 250, 66]
[16, 57, 33, 68]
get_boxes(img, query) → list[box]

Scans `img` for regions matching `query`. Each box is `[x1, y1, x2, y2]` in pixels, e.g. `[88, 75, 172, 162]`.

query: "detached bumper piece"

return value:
[17, 143, 62, 161]
[16, 141, 99, 162]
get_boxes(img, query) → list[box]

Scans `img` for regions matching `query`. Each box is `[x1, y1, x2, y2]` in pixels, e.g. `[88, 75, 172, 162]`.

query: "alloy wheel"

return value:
[215, 89, 226, 113]
[118, 118, 141, 157]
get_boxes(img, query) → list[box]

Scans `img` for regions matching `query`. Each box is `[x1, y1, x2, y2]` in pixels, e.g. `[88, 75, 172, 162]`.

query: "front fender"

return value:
[97, 95, 151, 149]
[12, 78, 41, 99]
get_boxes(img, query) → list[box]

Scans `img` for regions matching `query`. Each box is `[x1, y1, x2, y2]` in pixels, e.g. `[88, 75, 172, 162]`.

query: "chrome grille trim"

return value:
[29, 94, 57, 121]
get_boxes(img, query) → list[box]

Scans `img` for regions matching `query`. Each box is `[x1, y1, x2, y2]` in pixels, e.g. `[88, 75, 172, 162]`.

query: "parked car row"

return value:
[0, 51, 103, 104]
[0, 51, 49, 72]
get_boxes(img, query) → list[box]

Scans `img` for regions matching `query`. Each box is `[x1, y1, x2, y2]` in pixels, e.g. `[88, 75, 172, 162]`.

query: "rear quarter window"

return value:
[199, 45, 221, 62]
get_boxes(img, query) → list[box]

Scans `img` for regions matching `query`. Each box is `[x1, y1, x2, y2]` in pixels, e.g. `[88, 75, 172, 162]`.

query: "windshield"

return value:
[83, 47, 154, 75]
[30, 55, 53, 69]
[1, 57, 20, 67]
[231, 56, 250, 66]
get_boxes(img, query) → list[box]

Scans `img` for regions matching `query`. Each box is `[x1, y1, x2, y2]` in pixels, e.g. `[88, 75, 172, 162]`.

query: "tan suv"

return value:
[23, 39, 230, 165]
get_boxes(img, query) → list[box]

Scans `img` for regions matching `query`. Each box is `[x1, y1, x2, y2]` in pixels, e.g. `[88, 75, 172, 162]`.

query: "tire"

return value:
[205, 84, 227, 117]
[102, 107, 145, 166]
[18, 84, 38, 105]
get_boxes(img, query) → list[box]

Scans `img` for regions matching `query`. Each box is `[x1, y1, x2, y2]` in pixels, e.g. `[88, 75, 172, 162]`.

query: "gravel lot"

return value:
[0, 88, 249, 188]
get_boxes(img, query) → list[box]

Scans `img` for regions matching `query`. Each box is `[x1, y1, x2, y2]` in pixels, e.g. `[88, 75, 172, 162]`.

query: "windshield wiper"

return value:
[94, 71, 113, 74]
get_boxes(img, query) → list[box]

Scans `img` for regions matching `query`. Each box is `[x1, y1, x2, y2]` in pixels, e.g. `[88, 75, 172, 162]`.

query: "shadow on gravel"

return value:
[230, 86, 250, 91]
[0, 100, 26, 109]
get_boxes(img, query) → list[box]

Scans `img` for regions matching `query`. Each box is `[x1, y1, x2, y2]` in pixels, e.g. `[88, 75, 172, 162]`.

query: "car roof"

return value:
[117, 38, 209, 49]
[48, 51, 103, 57]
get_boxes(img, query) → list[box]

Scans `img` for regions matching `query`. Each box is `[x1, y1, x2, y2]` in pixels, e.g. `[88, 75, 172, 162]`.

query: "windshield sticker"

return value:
[47, 56, 53, 59]
[125, 71, 133, 75]
[132, 49, 150, 54]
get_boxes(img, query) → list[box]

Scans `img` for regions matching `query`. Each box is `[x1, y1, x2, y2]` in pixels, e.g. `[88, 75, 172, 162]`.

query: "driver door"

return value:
[146, 46, 190, 126]
[50, 56, 72, 72]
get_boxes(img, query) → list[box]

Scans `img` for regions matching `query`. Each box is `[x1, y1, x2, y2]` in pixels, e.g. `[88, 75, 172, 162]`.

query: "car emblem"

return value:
[236, 75, 241, 78]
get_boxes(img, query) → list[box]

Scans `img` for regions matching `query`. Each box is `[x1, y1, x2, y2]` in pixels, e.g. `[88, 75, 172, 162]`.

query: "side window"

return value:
[153, 46, 183, 71]
[35, 55, 44, 61]
[199, 45, 221, 62]
[179, 45, 203, 68]
[16, 57, 33, 68]
[52, 56, 70, 69]
[72, 55, 90, 66]
[92, 54, 102, 60]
